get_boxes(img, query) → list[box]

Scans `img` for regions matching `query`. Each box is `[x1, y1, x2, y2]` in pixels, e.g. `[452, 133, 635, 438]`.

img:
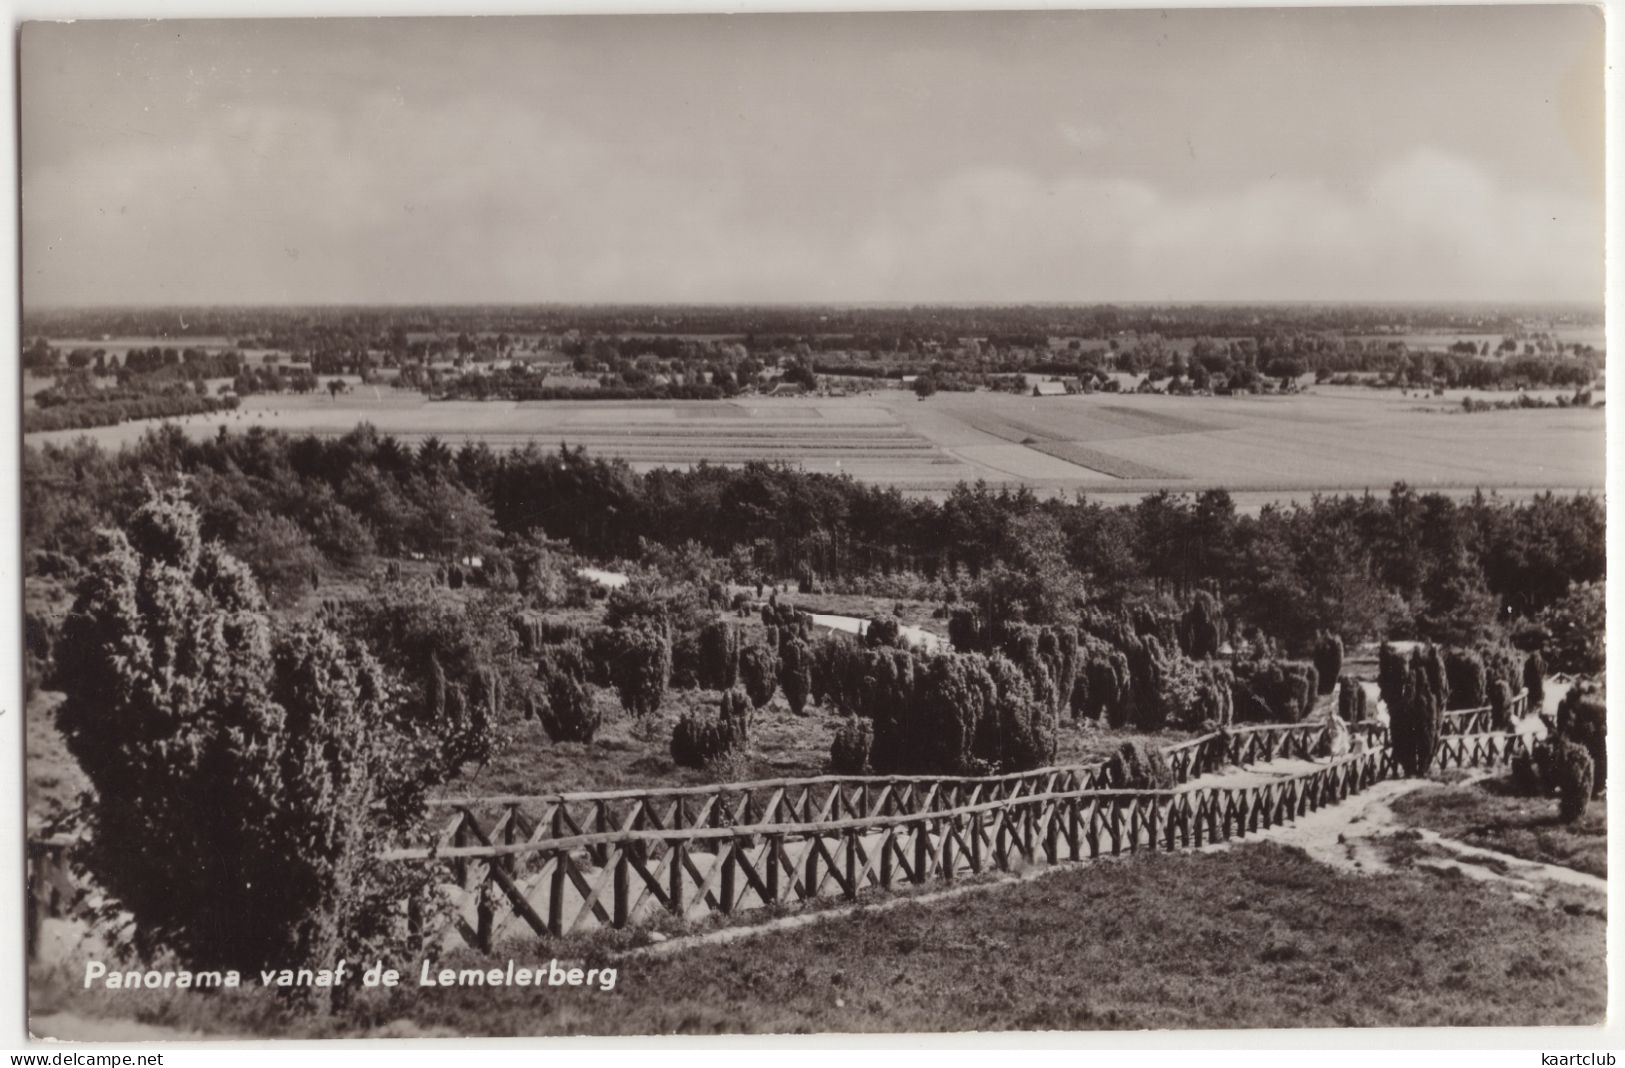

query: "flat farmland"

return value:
[26, 385, 1604, 507]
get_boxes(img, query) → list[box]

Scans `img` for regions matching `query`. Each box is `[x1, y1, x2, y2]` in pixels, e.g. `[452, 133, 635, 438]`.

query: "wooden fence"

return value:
[1444, 689, 1530, 735]
[385, 726, 1528, 949]
[418, 719, 1368, 866]
[24, 705, 1534, 957]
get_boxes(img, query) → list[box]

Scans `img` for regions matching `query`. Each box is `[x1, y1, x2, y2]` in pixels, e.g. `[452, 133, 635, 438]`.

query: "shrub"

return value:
[1123, 634, 1169, 729]
[829, 717, 873, 774]
[1523, 651, 1546, 712]
[509, 532, 577, 607]
[1337, 675, 1368, 723]
[671, 689, 752, 768]
[696, 619, 740, 691]
[1312, 633, 1343, 695]
[1488, 679, 1513, 731]
[1444, 648, 1487, 710]
[1388, 645, 1448, 776]
[232, 512, 324, 609]
[739, 643, 779, 709]
[948, 607, 986, 653]
[536, 648, 600, 743]
[1231, 659, 1318, 723]
[1103, 740, 1174, 790]
[778, 636, 813, 716]
[1180, 591, 1224, 659]
[1001, 626, 1059, 720]
[986, 653, 1057, 772]
[859, 646, 922, 724]
[1377, 642, 1410, 722]
[1537, 581, 1604, 675]
[871, 650, 956, 772]
[815, 634, 887, 718]
[1553, 740, 1594, 823]
[1191, 660, 1235, 727]
[610, 626, 671, 718]
[1022, 626, 1079, 720]
[338, 585, 525, 777]
[53, 488, 431, 976]
[1119, 634, 1228, 730]
[1511, 748, 1546, 795]
[1557, 683, 1605, 796]
[1477, 644, 1526, 704]
[665, 626, 699, 690]
[864, 616, 902, 648]
[1074, 640, 1130, 725]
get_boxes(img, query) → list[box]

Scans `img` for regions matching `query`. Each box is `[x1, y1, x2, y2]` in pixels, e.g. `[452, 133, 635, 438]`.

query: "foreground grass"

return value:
[1390, 774, 1607, 879]
[31, 841, 1605, 1038]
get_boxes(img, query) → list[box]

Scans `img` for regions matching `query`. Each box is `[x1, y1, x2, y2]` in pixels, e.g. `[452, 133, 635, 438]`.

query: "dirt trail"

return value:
[1235, 770, 1606, 902]
[1227, 774, 1434, 873]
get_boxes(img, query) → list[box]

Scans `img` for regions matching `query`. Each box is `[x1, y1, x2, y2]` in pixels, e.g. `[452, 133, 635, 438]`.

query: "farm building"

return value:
[1032, 380, 1068, 397]
[769, 382, 808, 397]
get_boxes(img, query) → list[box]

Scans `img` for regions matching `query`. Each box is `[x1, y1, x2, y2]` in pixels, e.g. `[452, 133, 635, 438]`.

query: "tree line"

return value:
[25, 424, 1603, 667]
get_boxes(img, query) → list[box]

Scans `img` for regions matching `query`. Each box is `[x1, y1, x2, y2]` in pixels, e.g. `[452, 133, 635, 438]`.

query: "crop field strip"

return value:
[24, 389, 1605, 498]
[1025, 441, 1182, 480]
[946, 406, 1199, 480]
[947, 402, 1233, 446]
[1094, 405, 1221, 436]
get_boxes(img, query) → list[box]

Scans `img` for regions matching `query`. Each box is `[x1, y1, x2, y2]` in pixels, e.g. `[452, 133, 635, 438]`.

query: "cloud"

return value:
[22, 128, 1602, 305]
[1057, 122, 1107, 153]
[823, 148, 1600, 303]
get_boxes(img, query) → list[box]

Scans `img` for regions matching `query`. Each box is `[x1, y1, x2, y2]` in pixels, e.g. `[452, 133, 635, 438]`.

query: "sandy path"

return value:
[1241, 770, 1605, 901]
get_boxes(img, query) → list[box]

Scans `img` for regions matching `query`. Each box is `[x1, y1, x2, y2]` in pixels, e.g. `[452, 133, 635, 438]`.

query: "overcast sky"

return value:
[20, 8, 1605, 306]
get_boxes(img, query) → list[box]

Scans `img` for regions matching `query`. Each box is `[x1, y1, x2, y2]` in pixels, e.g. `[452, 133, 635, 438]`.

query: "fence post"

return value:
[612, 847, 630, 928]
[806, 833, 820, 896]
[720, 841, 737, 915]
[548, 852, 567, 936]
[475, 875, 494, 951]
[668, 843, 686, 920]
[913, 820, 929, 884]
[845, 831, 859, 898]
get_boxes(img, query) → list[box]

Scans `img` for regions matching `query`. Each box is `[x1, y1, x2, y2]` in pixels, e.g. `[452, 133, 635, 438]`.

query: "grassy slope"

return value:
[1390, 774, 1607, 879]
[30, 842, 1605, 1038]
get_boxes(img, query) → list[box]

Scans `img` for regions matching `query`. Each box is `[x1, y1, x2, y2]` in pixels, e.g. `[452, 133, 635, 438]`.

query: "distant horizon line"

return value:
[22, 299, 1607, 313]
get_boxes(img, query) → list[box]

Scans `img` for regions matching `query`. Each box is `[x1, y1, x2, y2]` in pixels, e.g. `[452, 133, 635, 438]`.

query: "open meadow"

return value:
[25, 383, 1604, 508]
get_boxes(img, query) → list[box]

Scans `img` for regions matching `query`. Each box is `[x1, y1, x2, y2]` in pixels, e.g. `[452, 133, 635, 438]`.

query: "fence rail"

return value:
[383, 745, 1418, 950]
[1441, 690, 1530, 736]
[424, 719, 1362, 862]
[25, 706, 1534, 956]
